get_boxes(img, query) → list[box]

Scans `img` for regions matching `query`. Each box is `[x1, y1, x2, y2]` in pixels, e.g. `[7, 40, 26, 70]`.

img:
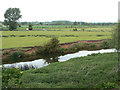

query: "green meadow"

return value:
[20, 52, 118, 88]
[1, 25, 113, 49]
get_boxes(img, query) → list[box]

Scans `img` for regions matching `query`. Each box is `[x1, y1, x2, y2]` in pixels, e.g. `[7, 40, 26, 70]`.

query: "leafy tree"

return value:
[4, 8, 22, 30]
[74, 21, 78, 25]
[40, 22, 43, 25]
[37, 37, 60, 54]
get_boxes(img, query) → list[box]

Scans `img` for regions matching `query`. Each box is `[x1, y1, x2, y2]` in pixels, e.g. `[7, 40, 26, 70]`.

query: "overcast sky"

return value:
[0, 0, 119, 22]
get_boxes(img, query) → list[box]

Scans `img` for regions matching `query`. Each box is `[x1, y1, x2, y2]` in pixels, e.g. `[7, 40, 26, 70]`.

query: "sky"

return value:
[0, 0, 119, 22]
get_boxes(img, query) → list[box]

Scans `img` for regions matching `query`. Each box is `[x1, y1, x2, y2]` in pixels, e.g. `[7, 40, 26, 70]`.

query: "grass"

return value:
[1, 30, 111, 49]
[20, 52, 118, 88]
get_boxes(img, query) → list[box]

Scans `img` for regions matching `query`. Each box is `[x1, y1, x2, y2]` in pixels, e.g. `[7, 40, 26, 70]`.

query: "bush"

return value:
[29, 24, 33, 30]
[70, 43, 84, 52]
[89, 44, 96, 49]
[2, 66, 23, 88]
[101, 40, 111, 49]
[73, 28, 77, 31]
[37, 37, 60, 54]
[59, 48, 67, 53]
[10, 51, 25, 61]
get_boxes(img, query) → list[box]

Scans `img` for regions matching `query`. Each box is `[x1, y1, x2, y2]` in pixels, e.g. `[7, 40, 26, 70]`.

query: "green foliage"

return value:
[89, 44, 96, 49]
[10, 51, 25, 61]
[112, 23, 120, 50]
[102, 82, 118, 88]
[4, 8, 22, 30]
[73, 21, 78, 25]
[20, 53, 118, 88]
[101, 40, 111, 49]
[59, 48, 67, 53]
[2, 67, 23, 88]
[70, 45, 79, 52]
[73, 28, 77, 31]
[70, 43, 84, 52]
[2, 50, 9, 55]
[29, 24, 33, 30]
[9, 21, 18, 30]
[37, 37, 60, 54]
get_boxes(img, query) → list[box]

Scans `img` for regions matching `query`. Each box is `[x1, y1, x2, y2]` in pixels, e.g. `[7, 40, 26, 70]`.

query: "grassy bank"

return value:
[19, 52, 118, 88]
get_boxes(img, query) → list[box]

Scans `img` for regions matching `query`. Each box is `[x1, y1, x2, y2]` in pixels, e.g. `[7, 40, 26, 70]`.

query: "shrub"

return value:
[59, 48, 67, 53]
[73, 28, 77, 31]
[70, 45, 79, 52]
[37, 37, 60, 54]
[70, 44, 84, 52]
[29, 24, 33, 30]
[89, 44, 96, 49]
[10, 51, 25, 61]
[101, 40, 111, 49]
[2, 66, 23, 88]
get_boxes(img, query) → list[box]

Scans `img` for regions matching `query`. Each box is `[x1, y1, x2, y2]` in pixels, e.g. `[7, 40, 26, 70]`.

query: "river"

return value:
[3, 49, 116, 70]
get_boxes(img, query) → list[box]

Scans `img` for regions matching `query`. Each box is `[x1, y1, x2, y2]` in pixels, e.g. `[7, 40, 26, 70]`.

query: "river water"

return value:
[3, 49, 116, 70]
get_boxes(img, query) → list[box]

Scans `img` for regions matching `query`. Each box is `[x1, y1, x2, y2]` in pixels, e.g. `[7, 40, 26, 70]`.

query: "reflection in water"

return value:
[38, 54, 59, 64]
[4, 54, 60, 70]
[44, 57, 59, 64]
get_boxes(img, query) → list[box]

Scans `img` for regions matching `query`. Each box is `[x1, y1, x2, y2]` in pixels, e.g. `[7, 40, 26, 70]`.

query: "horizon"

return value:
[17, 20, 117, 23]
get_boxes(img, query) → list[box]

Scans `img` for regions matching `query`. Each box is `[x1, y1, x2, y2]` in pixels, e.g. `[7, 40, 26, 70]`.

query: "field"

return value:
[1, 25, 114, 49]
[19, 52, 118, 88]
[1, 25, 118, 88]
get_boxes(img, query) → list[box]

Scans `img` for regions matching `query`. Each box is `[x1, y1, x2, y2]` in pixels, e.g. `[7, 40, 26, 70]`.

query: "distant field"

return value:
[1, 24, 114, 31]
[1, 25, 115, 49]
[1, 30, 111, 49]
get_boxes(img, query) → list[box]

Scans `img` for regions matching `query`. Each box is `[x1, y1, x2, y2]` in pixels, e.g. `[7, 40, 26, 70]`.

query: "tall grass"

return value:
[20, 52, 118, 88]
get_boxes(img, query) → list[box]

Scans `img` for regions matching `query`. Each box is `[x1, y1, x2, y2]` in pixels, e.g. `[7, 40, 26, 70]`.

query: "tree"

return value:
[74, 21, 78, 25]
[40, 22, 43, 25]
[4, 8, 22, 30]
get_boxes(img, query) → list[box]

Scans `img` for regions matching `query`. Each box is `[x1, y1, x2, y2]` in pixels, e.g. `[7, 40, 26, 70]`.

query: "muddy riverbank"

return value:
[2, 39, 106, 63]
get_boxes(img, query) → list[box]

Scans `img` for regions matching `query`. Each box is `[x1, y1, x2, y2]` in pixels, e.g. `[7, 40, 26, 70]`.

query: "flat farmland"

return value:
[1, 30, 111, 49]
